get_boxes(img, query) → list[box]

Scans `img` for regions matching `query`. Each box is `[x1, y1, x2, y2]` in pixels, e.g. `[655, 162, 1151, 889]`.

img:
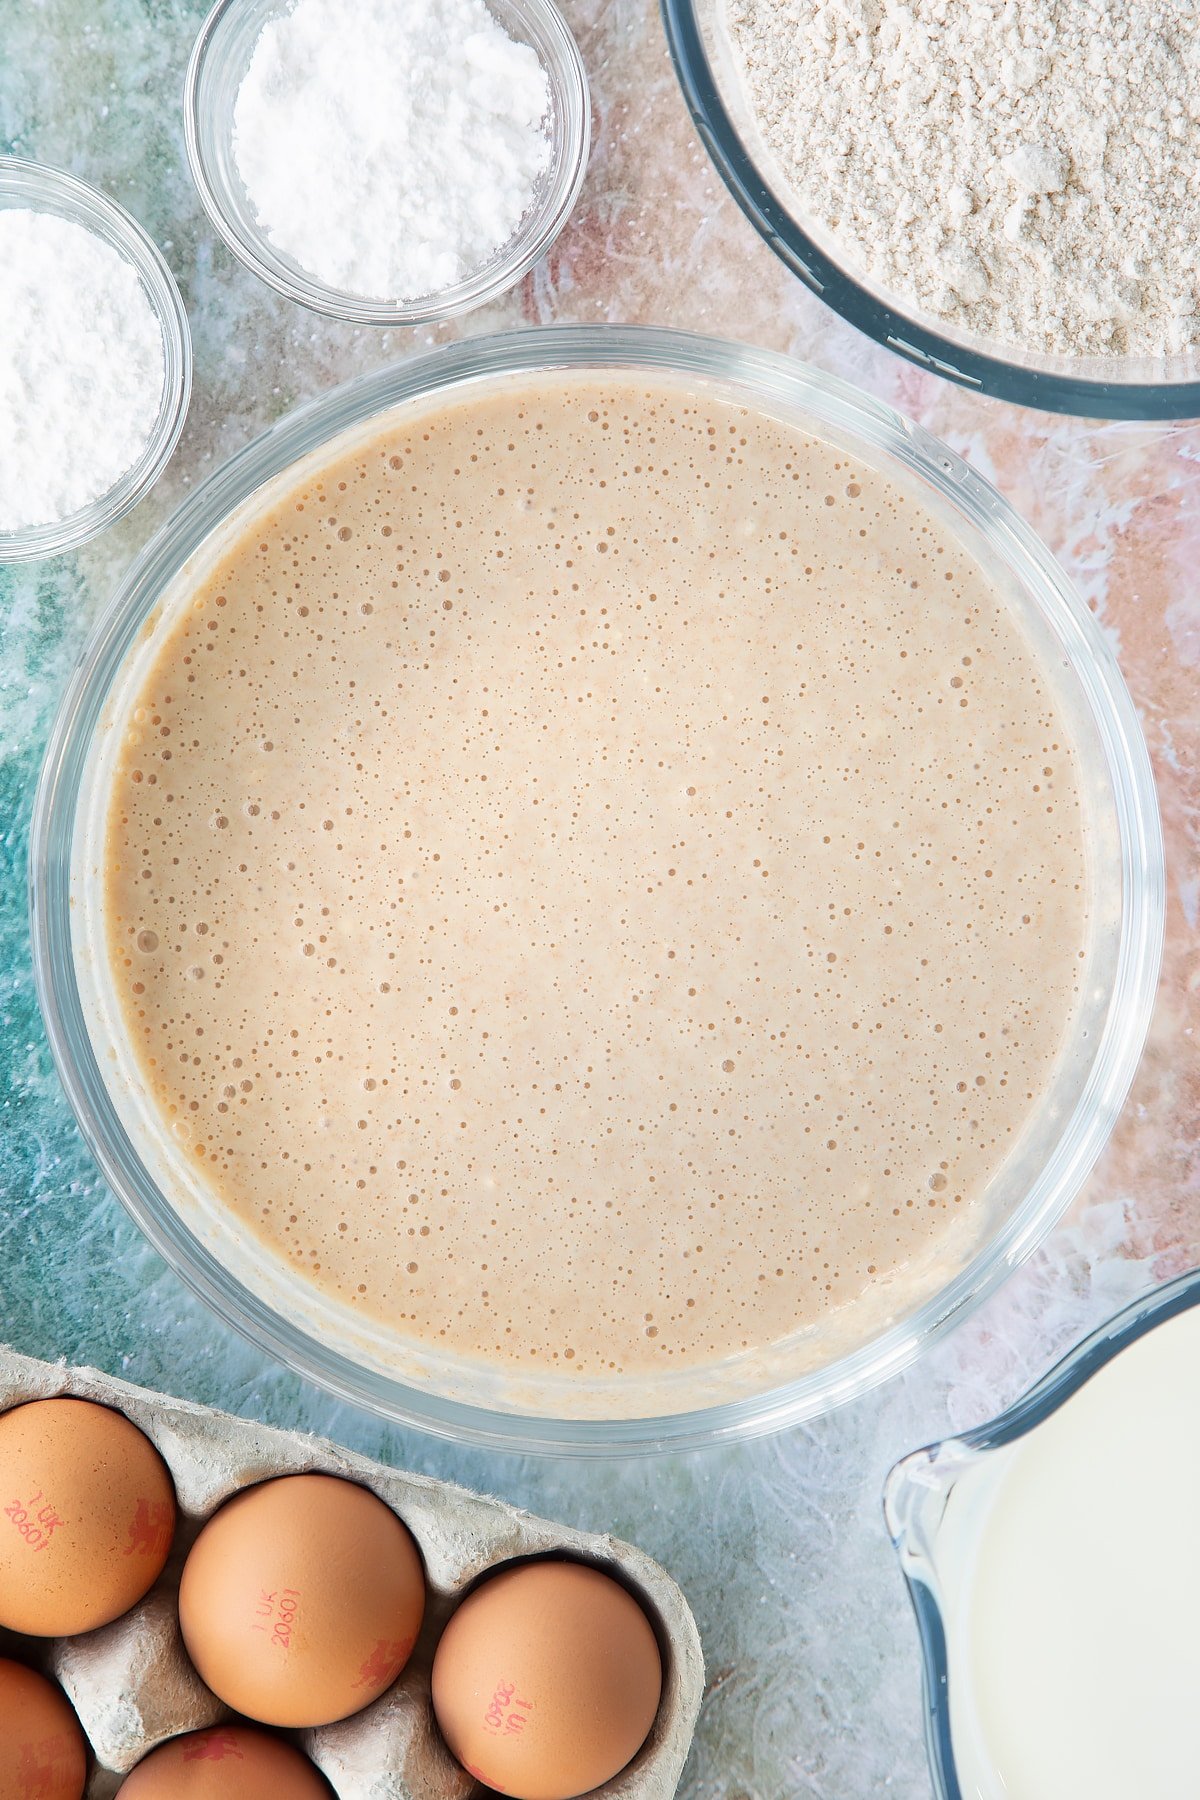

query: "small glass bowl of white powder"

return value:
[185, 0, 590, 326]
[0, 159, 192, 563]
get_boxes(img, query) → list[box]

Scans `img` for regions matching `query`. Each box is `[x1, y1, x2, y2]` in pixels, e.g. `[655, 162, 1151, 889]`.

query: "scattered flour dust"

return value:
[0, 210, 165, 534]
[232, 0, 554, 301]
[724, 0, 1200, 357]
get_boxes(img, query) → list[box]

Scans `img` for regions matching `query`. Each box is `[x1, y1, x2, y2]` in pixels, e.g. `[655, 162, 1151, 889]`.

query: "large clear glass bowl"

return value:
[662, 0, 1200, 419]
[30, 327, 1163, 1454]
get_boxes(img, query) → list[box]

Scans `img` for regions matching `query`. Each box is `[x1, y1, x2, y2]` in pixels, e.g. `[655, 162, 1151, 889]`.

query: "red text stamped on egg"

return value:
[17, 1735, 79, 1797]
[182, 1729, 246, 1763]
[125, 1496, 174, 1559]
[3, 1489, 66, 1554]
[352, 1635, 414, 1691]
[250, 1585, 301, 1651]
[483, 1679, 535, 1737]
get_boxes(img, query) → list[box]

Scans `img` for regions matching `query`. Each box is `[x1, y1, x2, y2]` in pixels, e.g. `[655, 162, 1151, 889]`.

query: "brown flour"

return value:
[725, 0, 1200, 358]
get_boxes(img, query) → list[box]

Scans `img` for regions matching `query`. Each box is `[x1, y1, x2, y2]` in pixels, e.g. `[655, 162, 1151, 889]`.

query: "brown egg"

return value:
[0, 1657, 88, 1800]
[0, 1398, 176, 1636]
[431, 1560, 663, 1800]
[119, 1725, 332, 1797]
[178, 1473, 424, 1727]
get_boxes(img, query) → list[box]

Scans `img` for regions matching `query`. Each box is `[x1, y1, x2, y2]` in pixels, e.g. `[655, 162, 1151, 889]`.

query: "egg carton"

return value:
[0, 1345, 704, 1799]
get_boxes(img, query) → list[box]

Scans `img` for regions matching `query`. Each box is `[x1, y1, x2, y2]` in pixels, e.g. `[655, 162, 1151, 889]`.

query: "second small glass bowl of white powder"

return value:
[185, 0, 590, 326]
[0, 158, 192, 563]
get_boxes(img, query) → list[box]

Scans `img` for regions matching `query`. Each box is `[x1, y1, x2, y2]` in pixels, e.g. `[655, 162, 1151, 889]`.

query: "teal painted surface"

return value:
[1, 5, 1192, 1796]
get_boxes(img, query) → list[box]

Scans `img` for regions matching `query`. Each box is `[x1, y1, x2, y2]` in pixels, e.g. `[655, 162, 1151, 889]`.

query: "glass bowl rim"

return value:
[660, 0, 1200, 421]
[183, 0, 591, 327]
[884, 1265, 1200, 1799]
[0, 155, 193, 563]
[30, 323, 1164, 1456]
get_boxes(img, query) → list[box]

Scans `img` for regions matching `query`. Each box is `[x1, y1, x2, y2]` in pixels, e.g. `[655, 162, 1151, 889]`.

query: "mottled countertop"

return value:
[1, 4, 1197, 1796]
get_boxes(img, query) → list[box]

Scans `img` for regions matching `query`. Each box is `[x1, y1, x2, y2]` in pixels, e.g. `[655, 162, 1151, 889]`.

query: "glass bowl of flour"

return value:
[664, 0, 1200, 418]
[31, 328, 1163, 1455]
[185, 0, 590, 326]
[0, 159, 192, 562]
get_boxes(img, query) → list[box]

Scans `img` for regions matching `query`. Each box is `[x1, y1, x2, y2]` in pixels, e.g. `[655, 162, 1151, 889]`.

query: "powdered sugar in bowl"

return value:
[0, 159, 192, 564]
[185, 0, 590, 326]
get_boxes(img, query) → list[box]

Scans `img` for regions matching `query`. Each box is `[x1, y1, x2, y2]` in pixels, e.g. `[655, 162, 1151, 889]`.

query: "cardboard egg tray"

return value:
[0, 1345, 704, 1799]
